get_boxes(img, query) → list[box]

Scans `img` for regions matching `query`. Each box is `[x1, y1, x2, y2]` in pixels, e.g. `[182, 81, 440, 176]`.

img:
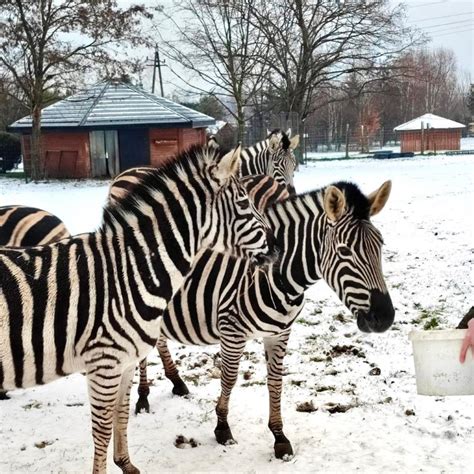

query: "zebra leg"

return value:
[263, 332, 293, 459]
[157, 335, 189, 396]
[87, 364, 128, 474]
[0, 390, 9, 400]
[214, 336, 246, 446]
[113, 365, 139, 473]
[135, 359, 150, 414]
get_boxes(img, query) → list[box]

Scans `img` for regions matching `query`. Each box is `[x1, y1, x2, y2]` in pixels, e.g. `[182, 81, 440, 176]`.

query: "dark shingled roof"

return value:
[9, 81, 216, 131]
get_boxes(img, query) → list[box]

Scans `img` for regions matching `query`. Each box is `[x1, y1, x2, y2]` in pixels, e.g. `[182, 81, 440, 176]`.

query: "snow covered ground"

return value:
[0, 153, 473, 473]
[305, 136, 474, 161]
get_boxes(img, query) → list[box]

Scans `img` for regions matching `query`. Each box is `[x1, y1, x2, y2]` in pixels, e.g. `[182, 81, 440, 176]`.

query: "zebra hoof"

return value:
[214, 427, 236, 445]
[0, 391, 10, 400]
[172, 380, 190, 397]
[135, 395, 150, 414]
[274, 441, 293, 459]
[115, 458, 140, 474]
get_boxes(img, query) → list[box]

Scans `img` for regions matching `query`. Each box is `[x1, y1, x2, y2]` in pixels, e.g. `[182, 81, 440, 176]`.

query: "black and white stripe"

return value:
[108, 130, 298, 206]
[135, 178, 395, 458]
[239, 129, 299, 191]
[0, 145, 274, 473]
[0, 205, 70, 246]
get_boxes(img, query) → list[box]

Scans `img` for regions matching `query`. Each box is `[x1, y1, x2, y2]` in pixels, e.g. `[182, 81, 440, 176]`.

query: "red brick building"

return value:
[394, 113, 465, 153]
[9, 81, 215, 178]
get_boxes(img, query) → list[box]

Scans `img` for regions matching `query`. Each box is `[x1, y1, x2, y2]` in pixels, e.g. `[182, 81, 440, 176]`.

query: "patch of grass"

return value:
[411, 306, 445, 329]
[423, 317, 440, 330]
[0, 171, 26, 179]
[297, 317, 319, 326]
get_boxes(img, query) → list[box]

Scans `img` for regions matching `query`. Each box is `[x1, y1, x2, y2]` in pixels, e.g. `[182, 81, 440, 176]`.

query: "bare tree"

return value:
[249, 0, 423, 122]
[159, 0, 271, 143]
[0, 0, 157, 180]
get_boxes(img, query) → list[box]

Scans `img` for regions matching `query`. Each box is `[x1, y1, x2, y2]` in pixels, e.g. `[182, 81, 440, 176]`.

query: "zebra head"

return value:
[207, 146, 276, 265]
[266, 129, 299, 192]
[320, 181, 394, 333]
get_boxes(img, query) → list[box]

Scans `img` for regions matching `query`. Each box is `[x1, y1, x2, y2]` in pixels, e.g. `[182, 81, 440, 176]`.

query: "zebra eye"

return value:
[236, 199, 249, 210]
[338, 245, 352, 257]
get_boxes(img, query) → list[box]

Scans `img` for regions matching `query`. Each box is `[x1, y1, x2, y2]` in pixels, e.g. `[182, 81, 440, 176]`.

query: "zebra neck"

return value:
[240, 140, 271, 176]
[267, 192, 324, 295]
[102, 197, 209, 314]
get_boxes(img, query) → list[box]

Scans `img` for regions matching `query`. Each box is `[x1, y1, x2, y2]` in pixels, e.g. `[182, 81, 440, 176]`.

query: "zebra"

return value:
[0, 205, 71, 400]
[129, 177, 395, 459]
[239, 128, 299, 191]
[108, 129, 299, 206]
[0, 144, 275, 473]
[0, 205, 70, 246]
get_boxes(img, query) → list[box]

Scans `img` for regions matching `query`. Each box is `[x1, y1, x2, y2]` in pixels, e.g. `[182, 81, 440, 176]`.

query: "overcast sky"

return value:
[137, 0, 473, 97]
[400, 0, 473, 77]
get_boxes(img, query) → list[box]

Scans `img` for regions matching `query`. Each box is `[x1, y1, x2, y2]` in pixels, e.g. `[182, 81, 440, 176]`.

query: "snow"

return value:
[1, 153, 474, 473]
[394, 113, 466, 131]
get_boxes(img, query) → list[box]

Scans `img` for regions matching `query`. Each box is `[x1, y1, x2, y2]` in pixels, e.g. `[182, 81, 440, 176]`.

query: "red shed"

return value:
[394, 113, 465, 153]
[8, 81, 215, 178]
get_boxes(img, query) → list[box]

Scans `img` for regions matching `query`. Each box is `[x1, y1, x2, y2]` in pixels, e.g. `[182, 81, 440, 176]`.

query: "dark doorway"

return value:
[119, 129, 150, 171]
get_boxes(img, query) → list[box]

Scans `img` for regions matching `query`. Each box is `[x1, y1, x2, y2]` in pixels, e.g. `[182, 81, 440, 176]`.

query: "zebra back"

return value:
[107, 166, 155, 205]
[0, 205, 70, 246]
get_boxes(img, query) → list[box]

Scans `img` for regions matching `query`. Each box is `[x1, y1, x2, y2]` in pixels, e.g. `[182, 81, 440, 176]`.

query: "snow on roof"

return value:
[394, 113, 465, 131]
[9, 81, 216, 131]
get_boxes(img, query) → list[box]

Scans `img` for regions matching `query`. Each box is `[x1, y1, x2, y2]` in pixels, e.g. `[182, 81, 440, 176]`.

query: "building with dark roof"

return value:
[9, 81, 216, 178]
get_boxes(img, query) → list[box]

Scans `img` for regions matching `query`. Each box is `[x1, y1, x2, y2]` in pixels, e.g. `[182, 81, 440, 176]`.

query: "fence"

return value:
[232, 112, 401, 162]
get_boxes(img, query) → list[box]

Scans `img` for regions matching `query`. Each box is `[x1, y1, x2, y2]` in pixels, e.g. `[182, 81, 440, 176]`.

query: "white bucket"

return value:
[409, 329, 474, 396]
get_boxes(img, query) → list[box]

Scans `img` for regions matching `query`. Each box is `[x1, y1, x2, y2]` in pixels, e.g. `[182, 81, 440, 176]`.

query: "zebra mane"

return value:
[269, 181, 371, 220]
[102, 144, 223, 227]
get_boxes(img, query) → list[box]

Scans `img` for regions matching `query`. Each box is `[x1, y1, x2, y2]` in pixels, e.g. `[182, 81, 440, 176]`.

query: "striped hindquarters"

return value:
[108, 167, 155, 205]
[0, 206, 70, 246]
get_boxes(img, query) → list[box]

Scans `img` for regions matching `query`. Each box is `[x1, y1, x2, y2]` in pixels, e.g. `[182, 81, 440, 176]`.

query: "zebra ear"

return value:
[266, 129, 272, 136]
[214, 145, 241, 181]
[289, 134, 300, 149]
[286, 128, 292, 138]
[324, 185, 346, 222]
[368, 180, 392, 216]
[269, 133, 280, 152]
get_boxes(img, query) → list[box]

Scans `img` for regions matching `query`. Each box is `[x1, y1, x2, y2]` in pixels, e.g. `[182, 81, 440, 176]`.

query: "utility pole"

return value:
[151, 47, 165, 96]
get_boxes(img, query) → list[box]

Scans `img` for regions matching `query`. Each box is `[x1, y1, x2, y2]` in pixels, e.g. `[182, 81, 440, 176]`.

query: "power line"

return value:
[408, 12, 473, 23]
[420, 18, 474, 30]
[430, 27, 474, 37]
[406, 1, 448, 8]
[422, 22, 474, 35]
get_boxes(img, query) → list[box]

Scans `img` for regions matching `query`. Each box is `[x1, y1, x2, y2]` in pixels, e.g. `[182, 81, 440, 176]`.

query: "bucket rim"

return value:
[409, 329, 467, 341]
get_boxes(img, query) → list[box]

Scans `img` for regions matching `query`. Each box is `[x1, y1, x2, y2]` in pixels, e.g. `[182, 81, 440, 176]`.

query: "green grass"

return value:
[411, 305, 444, 329]
[0, 171, 26, 179]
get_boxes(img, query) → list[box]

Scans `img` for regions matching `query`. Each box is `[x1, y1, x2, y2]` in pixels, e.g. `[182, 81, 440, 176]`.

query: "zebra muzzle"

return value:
[356, 290, 395, 333]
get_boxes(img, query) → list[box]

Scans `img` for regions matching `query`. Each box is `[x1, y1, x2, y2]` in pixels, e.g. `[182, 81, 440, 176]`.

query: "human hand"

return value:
[459, 318, 474, 363]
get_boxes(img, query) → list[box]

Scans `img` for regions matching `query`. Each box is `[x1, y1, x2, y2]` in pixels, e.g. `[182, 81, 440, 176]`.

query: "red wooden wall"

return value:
[400, 129, 461, 153]
[21, 127, 207, 178]
[148, 128, 206, 168]
[22, 132, 90, 178]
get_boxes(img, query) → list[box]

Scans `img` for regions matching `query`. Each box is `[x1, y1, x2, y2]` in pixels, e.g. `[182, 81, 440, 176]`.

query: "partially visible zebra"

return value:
[0, 145, 275, 473]
[108, 129, 299, 205]
[239, 129, 299, 191]
[131, 178, 394, 459]
[0, 205, 71, 400]
[0, 205, 70, 246]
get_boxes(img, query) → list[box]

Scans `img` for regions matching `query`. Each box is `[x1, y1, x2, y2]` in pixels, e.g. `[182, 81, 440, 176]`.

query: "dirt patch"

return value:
[174, 435, 199, 449]
[296, 400, 317, 413]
